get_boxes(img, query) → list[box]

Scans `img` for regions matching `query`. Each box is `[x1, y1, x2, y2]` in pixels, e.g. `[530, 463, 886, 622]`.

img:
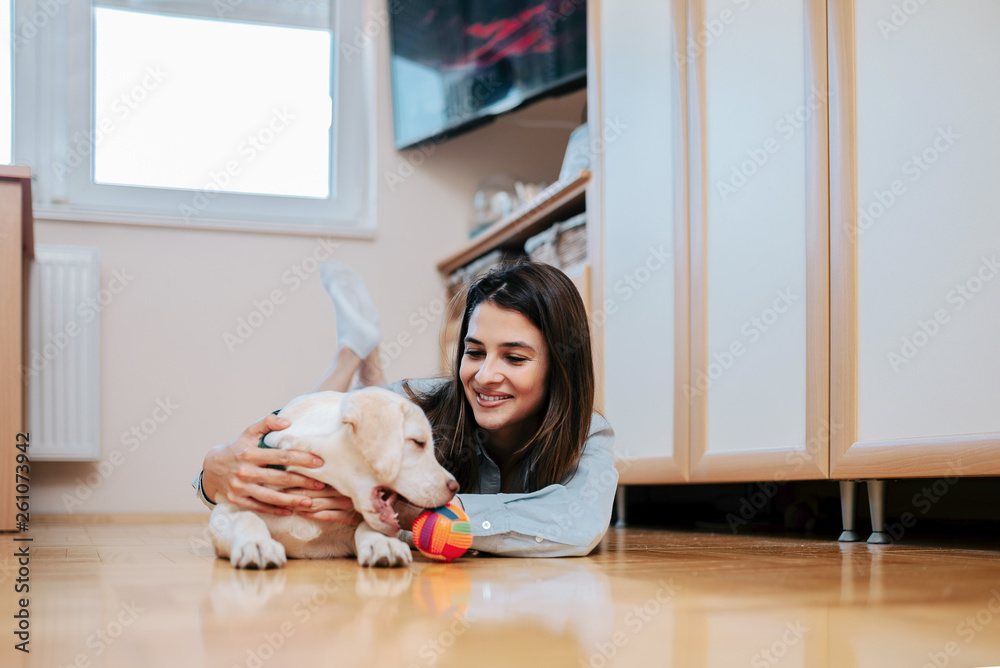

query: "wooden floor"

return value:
[3, 517, 1000, 668]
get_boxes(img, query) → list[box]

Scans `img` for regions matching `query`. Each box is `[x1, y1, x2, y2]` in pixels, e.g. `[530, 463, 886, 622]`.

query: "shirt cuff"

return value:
[192, 470, 217, 508]
[457, 493, 510, 536]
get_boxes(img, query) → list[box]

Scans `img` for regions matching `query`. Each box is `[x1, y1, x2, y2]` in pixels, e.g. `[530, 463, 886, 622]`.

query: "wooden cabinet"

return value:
[0, 166, 34, 533]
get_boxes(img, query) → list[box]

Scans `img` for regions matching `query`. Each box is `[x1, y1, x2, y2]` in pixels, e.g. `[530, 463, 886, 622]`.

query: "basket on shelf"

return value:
[446, 249, 505, 297]
[523, 212, 587, 271]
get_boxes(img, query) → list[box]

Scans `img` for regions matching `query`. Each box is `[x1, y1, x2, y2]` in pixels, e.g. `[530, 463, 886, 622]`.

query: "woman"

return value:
[195, 260, 617, 557]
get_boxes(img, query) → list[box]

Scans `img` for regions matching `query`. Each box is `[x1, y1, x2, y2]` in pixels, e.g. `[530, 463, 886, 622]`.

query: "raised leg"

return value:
[312, 346, 364, 393]
[313, 260, 383, 393]
[866, 479, 892, 544]
[614, 486, 627, 529]
[313, 346, 386, 394]
[358, 347, 387, 387]
[838, 480, 864, 542]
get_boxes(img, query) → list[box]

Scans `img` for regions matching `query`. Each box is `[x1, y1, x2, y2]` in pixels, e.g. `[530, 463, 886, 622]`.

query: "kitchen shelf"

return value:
[436, 169, 590, 276]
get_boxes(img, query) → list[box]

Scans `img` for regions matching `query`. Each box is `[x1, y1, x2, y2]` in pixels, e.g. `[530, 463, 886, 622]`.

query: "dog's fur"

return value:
[210, 387, 458, 568]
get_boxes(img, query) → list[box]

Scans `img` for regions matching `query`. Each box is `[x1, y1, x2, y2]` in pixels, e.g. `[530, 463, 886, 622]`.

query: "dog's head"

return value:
[269, 388, 458, 535]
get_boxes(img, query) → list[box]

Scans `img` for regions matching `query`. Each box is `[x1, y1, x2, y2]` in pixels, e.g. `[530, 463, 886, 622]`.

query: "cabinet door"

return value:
[830, 0, 1000, 477]
[687, 0, 829, 481]
[598, 0, 688, 482]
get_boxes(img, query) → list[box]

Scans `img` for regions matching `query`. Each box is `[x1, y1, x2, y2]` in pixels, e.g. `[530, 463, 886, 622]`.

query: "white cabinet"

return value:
[597, 0, 829, 483]
[829, 0, 1000, 478]
[597, 0, 686, 482]
[690, 0, 828, 481]
[596, 0, 1000, 485]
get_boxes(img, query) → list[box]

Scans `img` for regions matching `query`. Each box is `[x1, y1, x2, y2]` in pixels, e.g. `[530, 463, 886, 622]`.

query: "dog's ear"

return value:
[341, 394, 404, 483]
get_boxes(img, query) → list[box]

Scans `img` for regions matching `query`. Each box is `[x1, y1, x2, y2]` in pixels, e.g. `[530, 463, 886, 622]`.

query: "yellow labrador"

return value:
[210, 387, 458, 568]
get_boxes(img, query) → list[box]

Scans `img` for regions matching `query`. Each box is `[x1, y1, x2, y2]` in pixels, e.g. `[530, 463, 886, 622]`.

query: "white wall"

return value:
[30, 2, 586, 515]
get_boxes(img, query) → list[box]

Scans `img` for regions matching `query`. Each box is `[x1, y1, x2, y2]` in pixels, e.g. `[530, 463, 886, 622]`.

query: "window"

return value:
[15, 0, 372, 234]
[1, 0, 11, 164]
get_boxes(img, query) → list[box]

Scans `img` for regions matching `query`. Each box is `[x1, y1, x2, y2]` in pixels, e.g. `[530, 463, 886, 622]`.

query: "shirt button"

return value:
[482, 521, 491, 530]
[535, 536, 543, 543]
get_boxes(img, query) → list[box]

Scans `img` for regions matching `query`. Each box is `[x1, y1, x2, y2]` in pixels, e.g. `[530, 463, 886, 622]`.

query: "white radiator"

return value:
[26, 245, 101, 460]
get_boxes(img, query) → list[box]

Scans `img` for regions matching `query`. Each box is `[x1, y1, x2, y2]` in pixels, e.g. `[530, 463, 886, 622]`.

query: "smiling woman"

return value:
[395, 261, 618, 556]
[416, 262, 595, 494]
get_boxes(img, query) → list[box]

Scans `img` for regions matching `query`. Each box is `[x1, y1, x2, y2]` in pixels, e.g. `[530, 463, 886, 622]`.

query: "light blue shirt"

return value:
[194, 379, 618, 558]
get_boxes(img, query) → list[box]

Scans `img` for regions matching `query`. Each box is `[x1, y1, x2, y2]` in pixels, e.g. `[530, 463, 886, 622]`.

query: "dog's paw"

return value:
[230, 538, 287, 569]
[356, 534, 413, 568]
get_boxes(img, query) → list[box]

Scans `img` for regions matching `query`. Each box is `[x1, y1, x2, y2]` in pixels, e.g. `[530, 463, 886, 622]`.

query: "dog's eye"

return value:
[412, 439, 426, 449]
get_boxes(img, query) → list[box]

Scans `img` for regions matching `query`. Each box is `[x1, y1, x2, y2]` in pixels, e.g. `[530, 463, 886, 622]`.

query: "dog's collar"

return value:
[259, 409, 286, 470]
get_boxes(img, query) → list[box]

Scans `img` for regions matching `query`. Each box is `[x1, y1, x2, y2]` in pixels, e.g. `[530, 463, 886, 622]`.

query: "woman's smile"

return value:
[474, 389, 514, 406]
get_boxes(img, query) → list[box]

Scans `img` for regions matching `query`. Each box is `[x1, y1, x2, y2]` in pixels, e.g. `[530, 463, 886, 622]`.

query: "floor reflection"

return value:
[21, 522, 1000, 668]
[201, 557, 617, 668]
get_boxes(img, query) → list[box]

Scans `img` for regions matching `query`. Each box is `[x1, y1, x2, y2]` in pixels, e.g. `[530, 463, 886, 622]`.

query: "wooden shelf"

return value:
[436, 169, 590, 276]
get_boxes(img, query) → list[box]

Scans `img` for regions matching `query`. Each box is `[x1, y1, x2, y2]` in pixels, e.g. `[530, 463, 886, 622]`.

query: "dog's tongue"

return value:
[381, 491, 398, 520]
[373, 488, 399, 531]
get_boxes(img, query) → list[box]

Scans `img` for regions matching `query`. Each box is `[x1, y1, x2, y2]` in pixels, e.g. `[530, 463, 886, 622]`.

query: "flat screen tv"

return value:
[388, 1, 587, 149]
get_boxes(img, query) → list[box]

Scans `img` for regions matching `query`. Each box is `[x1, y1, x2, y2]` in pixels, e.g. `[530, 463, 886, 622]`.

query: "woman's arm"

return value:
[197, 411, 358, 523]
[457, 415, 619, 557]
[201, 346, 379, 521]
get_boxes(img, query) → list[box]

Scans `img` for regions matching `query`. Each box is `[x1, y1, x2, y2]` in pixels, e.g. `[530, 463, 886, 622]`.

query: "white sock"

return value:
[319, 260, 381, 359]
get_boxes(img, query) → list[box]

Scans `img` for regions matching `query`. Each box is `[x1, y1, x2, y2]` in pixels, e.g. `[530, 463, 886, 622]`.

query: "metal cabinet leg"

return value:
[867, 479, 892, 544]
[614, 486, 626, 529]
[838, 480, 864, 542]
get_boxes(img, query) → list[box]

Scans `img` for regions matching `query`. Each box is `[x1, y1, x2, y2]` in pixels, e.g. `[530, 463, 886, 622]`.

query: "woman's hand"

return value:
[291, 484, 360, 524]
[202, 412, 358, 524]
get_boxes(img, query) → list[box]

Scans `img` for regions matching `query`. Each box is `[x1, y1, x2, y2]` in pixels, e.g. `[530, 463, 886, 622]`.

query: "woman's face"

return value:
[459, 302, 550, 441]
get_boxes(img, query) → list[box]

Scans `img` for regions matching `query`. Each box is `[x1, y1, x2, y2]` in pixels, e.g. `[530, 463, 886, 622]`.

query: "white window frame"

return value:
[14, 0, 374, 236]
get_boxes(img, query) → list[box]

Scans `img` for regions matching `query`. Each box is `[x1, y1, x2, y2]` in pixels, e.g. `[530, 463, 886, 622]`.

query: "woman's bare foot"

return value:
[312, 346, 364, 393]
[359, 347, 386, 387]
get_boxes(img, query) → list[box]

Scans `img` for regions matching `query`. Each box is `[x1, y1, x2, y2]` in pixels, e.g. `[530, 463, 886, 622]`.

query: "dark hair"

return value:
[405, 260, 595, 493]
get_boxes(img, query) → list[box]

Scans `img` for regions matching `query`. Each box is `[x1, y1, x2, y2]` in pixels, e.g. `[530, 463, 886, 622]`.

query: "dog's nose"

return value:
[447, 479, 459, 494]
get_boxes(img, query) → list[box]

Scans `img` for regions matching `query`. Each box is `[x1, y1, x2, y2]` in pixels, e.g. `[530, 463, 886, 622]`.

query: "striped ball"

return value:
[412, 503, 473, 562]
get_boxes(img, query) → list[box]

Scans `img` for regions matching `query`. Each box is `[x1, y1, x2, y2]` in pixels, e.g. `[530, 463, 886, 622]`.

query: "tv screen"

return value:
[388, 1, 587, 149]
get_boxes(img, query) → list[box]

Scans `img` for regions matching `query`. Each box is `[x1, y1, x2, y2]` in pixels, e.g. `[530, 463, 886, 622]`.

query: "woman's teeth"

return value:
[478, 392, 511, 402]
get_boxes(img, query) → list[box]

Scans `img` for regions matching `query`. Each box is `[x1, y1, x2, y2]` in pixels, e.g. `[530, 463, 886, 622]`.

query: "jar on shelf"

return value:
[471, 173, 519, 238]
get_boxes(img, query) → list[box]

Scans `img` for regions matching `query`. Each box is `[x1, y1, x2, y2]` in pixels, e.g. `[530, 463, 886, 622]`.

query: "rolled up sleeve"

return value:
[459, 415, 618, 557]
[192, 470, 217, 510]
